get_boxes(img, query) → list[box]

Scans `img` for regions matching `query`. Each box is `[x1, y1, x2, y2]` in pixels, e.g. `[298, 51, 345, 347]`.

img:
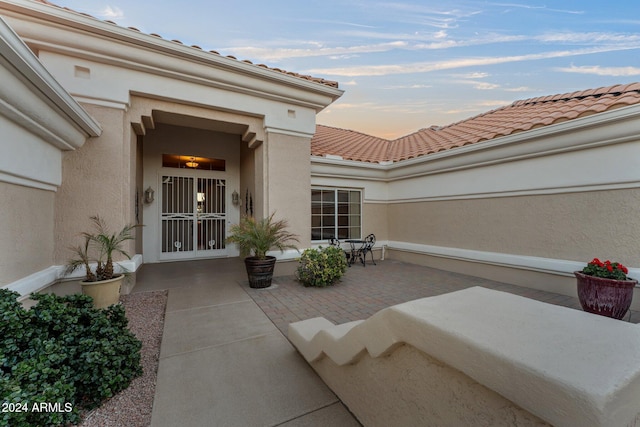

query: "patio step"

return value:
[288, 286, 640, 427]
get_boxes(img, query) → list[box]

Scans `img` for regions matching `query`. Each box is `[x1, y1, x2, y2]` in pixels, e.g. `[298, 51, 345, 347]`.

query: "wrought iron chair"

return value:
[329, 237, 351, 264]
[361, 234, 377, 266]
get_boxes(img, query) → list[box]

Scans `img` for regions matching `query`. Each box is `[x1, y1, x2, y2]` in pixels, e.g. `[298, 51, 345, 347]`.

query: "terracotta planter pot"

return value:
[574, 271, 637, 319]
[81, 274, 124, 309]
[244, 256, 277, 288]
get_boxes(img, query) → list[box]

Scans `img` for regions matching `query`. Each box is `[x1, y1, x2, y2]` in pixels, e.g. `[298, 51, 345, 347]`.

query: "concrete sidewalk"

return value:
[132, 258, 360, 427]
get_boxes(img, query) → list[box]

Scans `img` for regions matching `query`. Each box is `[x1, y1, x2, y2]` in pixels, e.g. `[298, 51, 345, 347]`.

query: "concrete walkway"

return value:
[132, 258, 361, 427]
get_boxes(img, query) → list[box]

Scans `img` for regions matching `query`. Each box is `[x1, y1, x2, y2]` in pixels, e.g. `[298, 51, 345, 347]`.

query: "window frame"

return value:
[311, 186, 362, 242]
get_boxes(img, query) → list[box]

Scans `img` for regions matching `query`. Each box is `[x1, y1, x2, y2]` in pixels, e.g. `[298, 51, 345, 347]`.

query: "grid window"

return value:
[311, 188, 361, 241]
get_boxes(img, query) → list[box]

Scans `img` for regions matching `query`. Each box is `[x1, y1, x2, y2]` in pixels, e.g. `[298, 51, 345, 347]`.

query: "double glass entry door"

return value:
[160, 174, 227, 259]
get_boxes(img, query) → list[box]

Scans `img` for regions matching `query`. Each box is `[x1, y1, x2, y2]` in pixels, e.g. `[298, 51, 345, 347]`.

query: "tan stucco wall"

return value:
[363, 202, 388, 241]
[388, 189, 640, 266]
[0, 182, 54, 286]
[264, 132, 312, 249]
[54, 104, 136, 263]
[312, 344, 548, 427]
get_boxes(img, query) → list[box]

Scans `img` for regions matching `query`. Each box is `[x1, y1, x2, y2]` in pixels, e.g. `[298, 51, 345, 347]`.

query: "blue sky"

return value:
[55, 1, 640, 138]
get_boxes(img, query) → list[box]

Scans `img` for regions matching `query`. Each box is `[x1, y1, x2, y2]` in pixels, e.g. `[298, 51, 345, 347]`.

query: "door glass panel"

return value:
[196, 178, 226, 251]
[161, 176, 194, 253]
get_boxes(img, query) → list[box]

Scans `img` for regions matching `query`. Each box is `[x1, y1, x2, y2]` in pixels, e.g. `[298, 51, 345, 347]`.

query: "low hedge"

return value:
[0, 289, 142, 427]
[296, 245, 348, 287]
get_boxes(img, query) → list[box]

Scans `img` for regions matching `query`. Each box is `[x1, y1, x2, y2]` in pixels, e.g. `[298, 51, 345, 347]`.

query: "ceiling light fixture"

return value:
[185, 157, 199, 168]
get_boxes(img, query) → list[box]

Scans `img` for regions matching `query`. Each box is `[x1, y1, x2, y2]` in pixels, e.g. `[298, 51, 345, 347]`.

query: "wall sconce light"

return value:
[232, 190, 240, 206]
[144, 186, 155, 204]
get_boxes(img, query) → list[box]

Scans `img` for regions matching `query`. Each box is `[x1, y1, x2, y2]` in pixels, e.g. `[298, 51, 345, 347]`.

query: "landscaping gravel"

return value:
[78, 290, 167, 427]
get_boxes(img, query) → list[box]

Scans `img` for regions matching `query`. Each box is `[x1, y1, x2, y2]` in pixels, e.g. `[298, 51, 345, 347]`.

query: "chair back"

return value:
[364, 234, 376, 249]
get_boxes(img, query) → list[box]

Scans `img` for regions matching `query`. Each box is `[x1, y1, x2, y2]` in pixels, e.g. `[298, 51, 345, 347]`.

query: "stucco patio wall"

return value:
[289, 287, 640, 427]
[385, 187, 640, 309]
[313, 344, 549, 427]
[387, 189, 640, 266]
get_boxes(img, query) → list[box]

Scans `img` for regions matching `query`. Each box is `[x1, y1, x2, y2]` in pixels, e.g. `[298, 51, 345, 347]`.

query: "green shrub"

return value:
[0, 289, 142, 427]
[296, 246, 348, 287]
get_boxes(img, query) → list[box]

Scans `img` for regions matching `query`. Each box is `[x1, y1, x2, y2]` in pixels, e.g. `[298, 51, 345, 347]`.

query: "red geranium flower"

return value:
[582, 258, 630, 280]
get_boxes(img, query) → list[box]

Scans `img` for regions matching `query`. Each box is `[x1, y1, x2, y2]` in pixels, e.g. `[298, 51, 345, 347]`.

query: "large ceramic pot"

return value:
[244, 256, 277, 288]
[574, 271, 637, 319]
[81, 274, 124, 309]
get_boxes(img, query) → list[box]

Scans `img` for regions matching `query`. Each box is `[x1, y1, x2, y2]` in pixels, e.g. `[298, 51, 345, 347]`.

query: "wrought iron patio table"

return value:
[345, 239, 366, 267]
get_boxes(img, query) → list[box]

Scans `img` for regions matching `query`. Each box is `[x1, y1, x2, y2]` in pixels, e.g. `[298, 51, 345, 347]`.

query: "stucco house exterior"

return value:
[0, 0, 341, 297]
[2, 0, 640, 307]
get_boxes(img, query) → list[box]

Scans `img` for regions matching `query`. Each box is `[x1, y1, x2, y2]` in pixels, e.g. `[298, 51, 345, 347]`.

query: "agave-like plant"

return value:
[226, 212, 299, 259]
[66, 215, 139, 281]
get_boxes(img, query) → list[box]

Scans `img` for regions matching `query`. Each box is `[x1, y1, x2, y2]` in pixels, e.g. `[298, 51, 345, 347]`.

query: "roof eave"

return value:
[0, 15, 101, 146]
[1, 0, 343, 103]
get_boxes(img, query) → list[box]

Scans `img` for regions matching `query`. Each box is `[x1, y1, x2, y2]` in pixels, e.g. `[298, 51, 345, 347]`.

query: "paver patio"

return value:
[138, 257, 639, 426]
[246, 258, 640, 334]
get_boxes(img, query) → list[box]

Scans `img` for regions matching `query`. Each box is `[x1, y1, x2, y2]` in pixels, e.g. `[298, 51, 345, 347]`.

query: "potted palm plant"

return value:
[226, 213, 299, 288]
[65, 215, 139, 308]
[575, 258, 638, 319]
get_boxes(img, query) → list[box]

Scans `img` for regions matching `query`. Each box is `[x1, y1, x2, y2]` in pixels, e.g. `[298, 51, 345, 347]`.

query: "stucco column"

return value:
[54, 104, 135, 263]
[261, 131, 312, 249]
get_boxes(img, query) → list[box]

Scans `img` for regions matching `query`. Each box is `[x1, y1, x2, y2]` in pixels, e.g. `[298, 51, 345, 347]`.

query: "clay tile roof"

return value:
[30, 0, 339, 89]
[311, 125, 389, 163]
[312, 83, 640, 163]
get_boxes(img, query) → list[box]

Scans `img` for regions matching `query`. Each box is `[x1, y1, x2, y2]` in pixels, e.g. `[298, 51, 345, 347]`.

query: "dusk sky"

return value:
[54, 1, 640, 138]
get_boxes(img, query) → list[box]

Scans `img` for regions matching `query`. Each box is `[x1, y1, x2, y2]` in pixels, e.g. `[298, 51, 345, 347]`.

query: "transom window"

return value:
[311, 188, 361, 241]
[162, 154, 225, 171]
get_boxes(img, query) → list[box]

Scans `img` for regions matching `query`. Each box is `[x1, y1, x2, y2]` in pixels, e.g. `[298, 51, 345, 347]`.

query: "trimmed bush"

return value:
[296, 246, 348, 287]
[0, 289, 142, 427]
